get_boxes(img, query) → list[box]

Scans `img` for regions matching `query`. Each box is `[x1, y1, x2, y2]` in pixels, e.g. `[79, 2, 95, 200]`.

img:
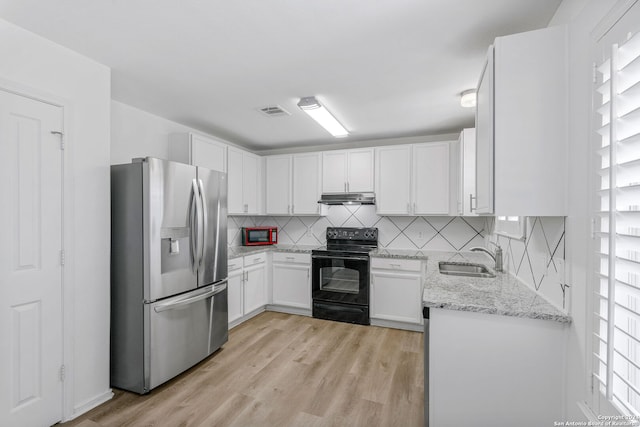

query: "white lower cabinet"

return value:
[271, 252, 311, 312]
[227, 252, 267, 328]
[370, 257, 424, 329]
[243, 254, 268, 314]
[227, 264, 244, 326]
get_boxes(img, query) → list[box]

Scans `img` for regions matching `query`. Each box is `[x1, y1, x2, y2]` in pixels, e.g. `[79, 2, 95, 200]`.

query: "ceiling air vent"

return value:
[258, 105, 291, 117]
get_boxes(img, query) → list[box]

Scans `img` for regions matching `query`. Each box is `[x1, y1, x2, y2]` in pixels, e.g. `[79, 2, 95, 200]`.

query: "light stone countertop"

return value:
[420, 251, 571, 323]
[370, 248, 430, 260]
[227, 246, 571, 324]
[228, 244, 320, 259]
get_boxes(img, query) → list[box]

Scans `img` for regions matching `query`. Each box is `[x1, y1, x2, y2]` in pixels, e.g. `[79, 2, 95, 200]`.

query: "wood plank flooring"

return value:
[60, 312, 424, 427]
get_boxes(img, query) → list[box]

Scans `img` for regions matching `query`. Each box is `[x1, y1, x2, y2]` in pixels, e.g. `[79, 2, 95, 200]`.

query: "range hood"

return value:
[318, 192, 376, 205]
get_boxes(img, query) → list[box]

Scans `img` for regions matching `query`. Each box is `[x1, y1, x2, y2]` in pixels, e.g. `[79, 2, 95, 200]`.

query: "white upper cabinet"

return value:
[346, 149, 374, 192]
[458, 129, 477, 216]
[292, 153, 323, 215]
[265, 152, 323, 215]
[265, 155, 292, 215]
[375, 141, 455, 216]
[475, 25, 568, 216]
[228, 146, 261, 215]
[322, 148, 374, 193]
[413, 142, 450, 215]
[322, 151, 348, 193]
[375, 145, 412, 215]
[169, 132, 227, 172]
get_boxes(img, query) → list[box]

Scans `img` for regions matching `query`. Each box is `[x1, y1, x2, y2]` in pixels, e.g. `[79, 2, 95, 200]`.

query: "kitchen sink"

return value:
[438, 262, 496, 278]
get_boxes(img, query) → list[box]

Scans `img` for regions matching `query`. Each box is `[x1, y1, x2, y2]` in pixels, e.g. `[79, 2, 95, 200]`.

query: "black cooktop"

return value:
[312, 227, 378, 255]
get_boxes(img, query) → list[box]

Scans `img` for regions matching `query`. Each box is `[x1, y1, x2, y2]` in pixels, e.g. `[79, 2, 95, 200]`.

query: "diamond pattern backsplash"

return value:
[229, 205, 486, 251]
[487, 217, 567, 312]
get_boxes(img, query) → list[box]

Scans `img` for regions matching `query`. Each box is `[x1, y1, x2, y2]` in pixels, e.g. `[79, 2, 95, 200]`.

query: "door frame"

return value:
[0, 77, 76, 422]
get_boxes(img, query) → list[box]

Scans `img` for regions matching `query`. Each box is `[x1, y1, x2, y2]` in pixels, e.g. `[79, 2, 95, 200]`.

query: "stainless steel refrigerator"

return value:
[110, 157, 228, 394]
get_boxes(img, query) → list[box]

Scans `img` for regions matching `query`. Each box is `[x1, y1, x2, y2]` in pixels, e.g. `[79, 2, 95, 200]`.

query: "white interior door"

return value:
[0, 90, 64, 427]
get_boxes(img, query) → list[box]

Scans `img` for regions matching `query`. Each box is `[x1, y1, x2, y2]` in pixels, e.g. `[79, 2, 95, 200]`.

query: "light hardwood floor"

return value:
[61, 312, 424, 427]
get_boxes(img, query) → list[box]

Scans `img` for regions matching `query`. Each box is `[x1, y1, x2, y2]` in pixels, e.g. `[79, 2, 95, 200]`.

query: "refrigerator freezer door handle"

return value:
[153, 280, 227, 313]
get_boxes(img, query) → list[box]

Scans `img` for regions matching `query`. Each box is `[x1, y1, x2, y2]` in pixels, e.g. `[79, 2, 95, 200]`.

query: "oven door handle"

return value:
[312, 255, 369, 261]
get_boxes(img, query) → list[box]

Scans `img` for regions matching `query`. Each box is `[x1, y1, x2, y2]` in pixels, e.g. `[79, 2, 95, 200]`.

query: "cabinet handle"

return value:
[347, 182, 350, 192]
[244, 203, 248, 213]
[469, 194, 476, 212]
[292, 205, 295, 214]
[344, 182, 347, 192]
[286, 256, 295, 260]
[413, 202, 417, 212]
[407, 203, 410, 213]
[307, 269, 310, 279]
[254, 257, 262, 263]
[390, 263, 401, 268]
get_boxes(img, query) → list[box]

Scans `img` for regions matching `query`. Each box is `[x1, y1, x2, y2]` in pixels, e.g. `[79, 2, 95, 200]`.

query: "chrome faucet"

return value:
[470, 243, 503, 272]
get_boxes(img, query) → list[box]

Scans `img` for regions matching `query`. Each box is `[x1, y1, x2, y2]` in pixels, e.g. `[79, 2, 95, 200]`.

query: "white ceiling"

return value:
[0, 0, 562, 151]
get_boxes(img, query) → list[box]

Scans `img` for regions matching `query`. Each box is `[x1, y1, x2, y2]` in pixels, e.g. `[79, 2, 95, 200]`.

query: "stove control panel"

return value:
[326, 227, 378, 241]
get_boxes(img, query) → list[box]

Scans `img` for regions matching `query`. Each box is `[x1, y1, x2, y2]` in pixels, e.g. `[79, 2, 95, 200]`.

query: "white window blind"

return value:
[594, 29, 640, 416]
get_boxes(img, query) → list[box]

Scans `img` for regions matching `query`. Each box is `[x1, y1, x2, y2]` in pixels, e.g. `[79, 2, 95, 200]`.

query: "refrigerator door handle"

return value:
[189, 179, 199, 272]
[212, 196, 221, 281]
[153, 281, 227, 313]
[197, 178, 207, 271]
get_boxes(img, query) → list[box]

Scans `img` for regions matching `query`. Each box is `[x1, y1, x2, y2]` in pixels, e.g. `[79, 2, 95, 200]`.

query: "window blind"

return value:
[594, 29, 640, 415]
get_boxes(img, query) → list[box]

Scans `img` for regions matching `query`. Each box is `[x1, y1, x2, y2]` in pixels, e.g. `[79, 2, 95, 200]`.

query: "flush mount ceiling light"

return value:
[460, 89, 477, 108]
[297, 96, 349, 138]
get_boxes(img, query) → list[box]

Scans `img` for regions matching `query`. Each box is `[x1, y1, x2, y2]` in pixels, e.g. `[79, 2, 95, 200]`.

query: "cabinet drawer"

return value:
[371, 257, 422, 272]
[272, 252, 311, 264]
[244, 252, 267, 266]
[228, 257, 243, 272]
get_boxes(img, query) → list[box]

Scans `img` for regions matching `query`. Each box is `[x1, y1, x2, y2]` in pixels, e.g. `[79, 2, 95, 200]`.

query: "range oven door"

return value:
[312, 253, 369, 306]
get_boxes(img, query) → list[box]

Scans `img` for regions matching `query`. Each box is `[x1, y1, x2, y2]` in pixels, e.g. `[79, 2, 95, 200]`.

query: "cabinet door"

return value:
[227, 147, 244, 214]
[371, 271, 422, 324]
[265, 155, 291, 215]
[272, 263, 311, 309]
[244, 264, 266, 314]
[461, 129, 477, 216]
[293, 153, 322, 214]
[413, 142, 450, 215]
[322, 151, 347, 193]
[347, 149, 374, 192]
[375, 145, 411, 215]
[242, 153, 260, 214]
[191, 134, 227, 173]
[475, 46, 494, 214]
[228, 269, 244, 325]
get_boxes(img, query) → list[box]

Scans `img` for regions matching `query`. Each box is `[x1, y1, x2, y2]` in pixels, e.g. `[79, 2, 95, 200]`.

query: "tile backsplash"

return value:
[486, 217, 568, 312]
[229, 205, 487, 251]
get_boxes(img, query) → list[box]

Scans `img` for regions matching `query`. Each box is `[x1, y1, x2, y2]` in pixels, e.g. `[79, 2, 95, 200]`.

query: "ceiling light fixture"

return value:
[460, 89, 477, 108]
[297, 96, 349, 138]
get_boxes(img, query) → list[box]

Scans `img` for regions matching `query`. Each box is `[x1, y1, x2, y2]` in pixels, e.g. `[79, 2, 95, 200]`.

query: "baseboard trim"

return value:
[66, 389, 114, 421]
[266, 305, 312, 317]
[577, 400, 599, 422]
[371, 318, 423, 332]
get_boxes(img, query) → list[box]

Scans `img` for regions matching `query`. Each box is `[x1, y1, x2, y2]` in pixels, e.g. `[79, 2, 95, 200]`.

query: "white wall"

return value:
[0, 18, 111, 420]
[112, 100, 192, 164]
